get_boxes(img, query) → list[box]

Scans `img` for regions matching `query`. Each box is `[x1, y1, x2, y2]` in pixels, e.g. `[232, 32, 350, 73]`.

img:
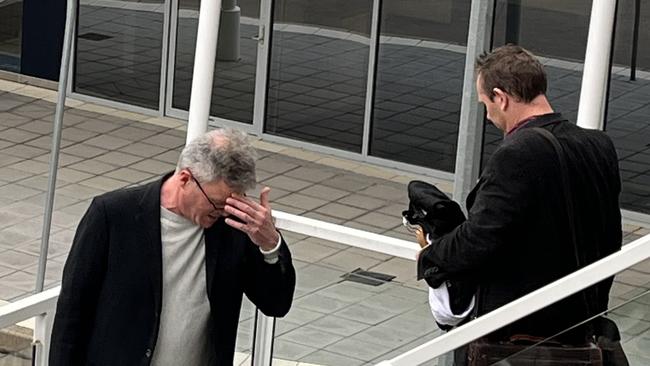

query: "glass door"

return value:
[263, 0, 374, 153]
[0, 0, 21, 73]
[167, 0, 266, 128]
[74, 0, 166, 109]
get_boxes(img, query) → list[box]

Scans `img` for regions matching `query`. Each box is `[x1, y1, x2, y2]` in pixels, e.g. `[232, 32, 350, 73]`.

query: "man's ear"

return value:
[178, 169, 192, 185]
[492, 88, 509, 110]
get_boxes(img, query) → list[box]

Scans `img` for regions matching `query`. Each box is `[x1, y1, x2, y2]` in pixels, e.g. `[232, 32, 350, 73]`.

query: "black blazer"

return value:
[418, 113, 622, 339]
[49, 175, 296, 366]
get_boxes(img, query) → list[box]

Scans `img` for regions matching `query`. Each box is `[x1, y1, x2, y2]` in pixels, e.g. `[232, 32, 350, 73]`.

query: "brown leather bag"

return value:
[467, 335, 604, 366]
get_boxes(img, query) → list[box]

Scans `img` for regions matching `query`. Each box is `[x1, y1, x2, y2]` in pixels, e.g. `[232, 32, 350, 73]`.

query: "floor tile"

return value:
[314, 203, 366, 220]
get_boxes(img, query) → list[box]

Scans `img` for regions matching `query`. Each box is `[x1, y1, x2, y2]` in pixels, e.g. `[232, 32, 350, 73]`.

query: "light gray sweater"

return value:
[151, 207, 214, 365]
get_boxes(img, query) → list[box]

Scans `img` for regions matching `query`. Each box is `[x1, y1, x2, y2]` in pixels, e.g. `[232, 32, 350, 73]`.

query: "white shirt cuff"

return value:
[428, 286, 475, 326]
[260, 233, 282, 264]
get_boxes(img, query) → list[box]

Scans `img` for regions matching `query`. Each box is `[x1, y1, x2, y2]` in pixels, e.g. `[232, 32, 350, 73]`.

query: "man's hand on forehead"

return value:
[224, 187, 280, 251]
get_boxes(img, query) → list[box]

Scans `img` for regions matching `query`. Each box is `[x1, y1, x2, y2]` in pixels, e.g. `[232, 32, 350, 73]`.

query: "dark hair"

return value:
[476, 44, 547, 103]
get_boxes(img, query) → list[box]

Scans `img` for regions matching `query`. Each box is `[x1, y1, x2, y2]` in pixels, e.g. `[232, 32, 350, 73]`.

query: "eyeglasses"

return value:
[187, 170, 221, 212]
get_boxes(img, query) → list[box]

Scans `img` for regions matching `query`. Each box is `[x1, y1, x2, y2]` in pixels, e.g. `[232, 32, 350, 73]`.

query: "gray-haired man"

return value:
[50, 128, 296, 366]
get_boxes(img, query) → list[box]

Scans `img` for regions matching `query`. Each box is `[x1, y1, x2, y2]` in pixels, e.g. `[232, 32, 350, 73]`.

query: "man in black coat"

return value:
[50, 128, 296, 365]
[418, 45, 622, 345]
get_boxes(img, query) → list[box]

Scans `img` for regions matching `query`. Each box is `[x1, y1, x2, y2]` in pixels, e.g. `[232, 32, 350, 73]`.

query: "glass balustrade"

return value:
[269, 232, 444, 365]
[0, 322, 32, 366]
[449, 257, 650, 366]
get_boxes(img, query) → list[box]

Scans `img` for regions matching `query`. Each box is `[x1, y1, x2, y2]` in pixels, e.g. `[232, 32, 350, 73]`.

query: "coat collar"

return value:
[506, 113, 567, 139]
[135, 172, 173, 313]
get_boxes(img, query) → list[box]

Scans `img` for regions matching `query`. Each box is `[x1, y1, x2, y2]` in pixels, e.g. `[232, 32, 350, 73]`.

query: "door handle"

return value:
[252, 25, 265, 45]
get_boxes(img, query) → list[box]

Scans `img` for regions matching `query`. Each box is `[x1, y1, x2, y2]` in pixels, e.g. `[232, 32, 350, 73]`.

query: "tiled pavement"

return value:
[0, 80, 649, 365]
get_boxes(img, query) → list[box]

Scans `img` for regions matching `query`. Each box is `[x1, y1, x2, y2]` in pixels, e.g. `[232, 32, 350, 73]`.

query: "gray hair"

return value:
[177, 128, 257, 192]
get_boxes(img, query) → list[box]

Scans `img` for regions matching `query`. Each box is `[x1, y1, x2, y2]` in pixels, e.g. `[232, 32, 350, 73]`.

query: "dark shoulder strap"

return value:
[531, 127, 579, 265]
[532, 127, 597, 320]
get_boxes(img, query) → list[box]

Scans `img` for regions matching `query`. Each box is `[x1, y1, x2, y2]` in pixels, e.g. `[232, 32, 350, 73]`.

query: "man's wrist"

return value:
[260, 232, 281, 253]
[260, 232, 281, 264]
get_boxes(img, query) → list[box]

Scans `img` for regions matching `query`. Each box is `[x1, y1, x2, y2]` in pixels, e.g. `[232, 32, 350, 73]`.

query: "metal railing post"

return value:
[452, 0, 495, 210]
[33, 311, 55, 366]
[36, 0, 78, 293]
[251, 311, 275, 366]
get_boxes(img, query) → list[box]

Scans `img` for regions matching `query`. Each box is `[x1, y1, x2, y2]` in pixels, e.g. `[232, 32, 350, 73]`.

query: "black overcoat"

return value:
[418, 113, 622, 339]
[49, 174, 296, 365]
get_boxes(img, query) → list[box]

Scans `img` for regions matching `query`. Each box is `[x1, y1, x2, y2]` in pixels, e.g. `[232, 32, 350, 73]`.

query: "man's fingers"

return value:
[224, 204, 258, 225]
[225, 217, 249, 233]
[260, 187, 271, 208]
[226, 196, 262, 219]
[229, 194, 265, 214]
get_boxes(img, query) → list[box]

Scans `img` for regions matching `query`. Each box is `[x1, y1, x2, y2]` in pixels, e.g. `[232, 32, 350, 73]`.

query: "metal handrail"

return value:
[375, 233, 650, 366]
[0, 287, 59, 365]
[274, 211, 419, 260]
[0, 287, 59, 329]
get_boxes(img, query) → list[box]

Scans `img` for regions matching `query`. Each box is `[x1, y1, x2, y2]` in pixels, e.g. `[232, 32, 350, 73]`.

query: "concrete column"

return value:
[218, 0, 241, 61]
[187, 0, 223, 142]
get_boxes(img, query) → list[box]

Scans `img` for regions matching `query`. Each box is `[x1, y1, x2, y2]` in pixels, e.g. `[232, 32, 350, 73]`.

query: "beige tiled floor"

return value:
[0, 79, 649, 365]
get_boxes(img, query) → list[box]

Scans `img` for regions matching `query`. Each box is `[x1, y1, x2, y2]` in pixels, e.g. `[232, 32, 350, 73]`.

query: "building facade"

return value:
[1, 0, 649, 219]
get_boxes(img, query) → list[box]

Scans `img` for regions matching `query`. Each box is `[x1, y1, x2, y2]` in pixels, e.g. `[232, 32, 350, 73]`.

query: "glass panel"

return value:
[74, 0, 164, 109]
[482, 0, 592, 167]
[606, 1, 650, 215]
[171, 0, 260, 124]
[496, 295, 650, 365]
[264, 0, 372, 153]
[0, 323, 32, 365]
[453, 257, 650, 365]
[272, 232, 444, 365]
[0, 0, 21, 73]
[369, 0, 471, 172]
[234, 297, 254, 365]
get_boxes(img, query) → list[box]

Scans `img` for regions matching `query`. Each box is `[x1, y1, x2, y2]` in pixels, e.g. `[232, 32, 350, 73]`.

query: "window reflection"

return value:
[74, 1, 164, 109]
[607, 0, 650, 215]
[171, 0, 260, 124]
[369, 0, 471, 172]
[264, 0, 372, 153]
[0, 0, 22, 72]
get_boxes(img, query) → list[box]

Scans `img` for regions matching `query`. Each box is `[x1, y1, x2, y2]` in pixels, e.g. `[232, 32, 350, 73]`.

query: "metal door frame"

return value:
[164, 0, 270, 136]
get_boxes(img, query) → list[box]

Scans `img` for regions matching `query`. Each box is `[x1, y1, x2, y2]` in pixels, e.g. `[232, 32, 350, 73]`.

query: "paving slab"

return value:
[275, 193, 328, 211]
[289, 240, 342, 263]
[280, 325, 344, 348]
[273, 340, 318, 360]
[300, 350, 365, 366]
[314, 202, 366, 220]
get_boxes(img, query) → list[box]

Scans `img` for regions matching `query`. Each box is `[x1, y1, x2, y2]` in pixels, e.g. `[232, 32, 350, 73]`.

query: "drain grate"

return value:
[79, 32, 113, 41]
[341, 268, 395, 286]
